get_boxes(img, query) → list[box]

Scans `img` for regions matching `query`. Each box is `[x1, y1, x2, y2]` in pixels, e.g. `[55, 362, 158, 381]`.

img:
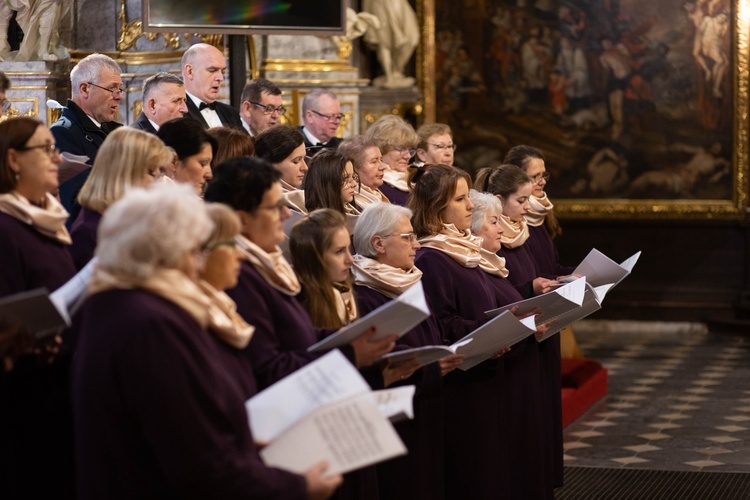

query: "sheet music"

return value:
[246, 350, 371, 444]
[485, 277, 586, 323]
[259, 393, 407, 476]
[373, 386, 416, 422]
[307, 281, 430, 353]
[382, 339, 471, 368]
[456, 311, 537, 370]
[49, 257, 97, 324]
[570, 248, 640, 288]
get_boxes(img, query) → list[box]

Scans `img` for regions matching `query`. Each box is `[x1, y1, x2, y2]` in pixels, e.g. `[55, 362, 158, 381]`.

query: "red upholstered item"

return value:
[561, 359, 608, 428]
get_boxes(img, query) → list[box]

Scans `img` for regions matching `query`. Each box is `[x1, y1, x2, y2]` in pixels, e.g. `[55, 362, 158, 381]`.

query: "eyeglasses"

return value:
[342, 172, 360, 185]
[250, 101, 287, 116]
[427, 143, 457, 152]
[17, 143, 60, 158]
[257, 201, 289, 215]
[310, 109, 345, 122]
[393, 146, 416, 157]
[531, 172, 551, 183]
[385, 232, 418, 243]
[86, 82, 124, 98]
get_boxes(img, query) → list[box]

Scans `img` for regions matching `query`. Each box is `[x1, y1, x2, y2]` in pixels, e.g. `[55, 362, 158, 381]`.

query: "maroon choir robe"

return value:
[74, 289, 307, 500]
[355, 284, 445, 500]
[68, 207, 102, 270]
[415, 247, 510, 500]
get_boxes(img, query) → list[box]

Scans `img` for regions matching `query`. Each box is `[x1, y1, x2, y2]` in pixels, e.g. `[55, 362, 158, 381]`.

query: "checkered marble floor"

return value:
[562, 321, 750, 472]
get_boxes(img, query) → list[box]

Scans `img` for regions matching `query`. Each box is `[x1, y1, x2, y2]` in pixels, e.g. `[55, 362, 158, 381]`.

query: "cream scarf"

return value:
[197, 281, 255, 349]
[354, 184, 390, 209]
[236, 235, 301, 296]
[351, 254, 423, 299]
[382, 168, 410, 192]
[0, 191, 71, 244]
[419, 223, 509, 278]
[333, 284, 359, 325]
[281, 180, 308, 214]
[499, 213, 530, 248]
[88, 266, 212, 329]
[525, 192, 553, 227]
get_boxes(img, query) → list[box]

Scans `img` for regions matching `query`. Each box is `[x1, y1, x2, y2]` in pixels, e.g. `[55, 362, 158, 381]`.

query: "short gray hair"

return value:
[71, 53, 122, 98]
[96, 183, 213, 279]
[353, 202, 412, 258]
[302, 88, 338, 114]
[142, 72, 183, 100]
[469, 189, 503, 235]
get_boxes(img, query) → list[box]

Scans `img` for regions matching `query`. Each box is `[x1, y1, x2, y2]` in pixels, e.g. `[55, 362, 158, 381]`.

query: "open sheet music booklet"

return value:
[545, 249, 641, 338]
[245, 350, 409, 476]
[307, 281, 430, 353]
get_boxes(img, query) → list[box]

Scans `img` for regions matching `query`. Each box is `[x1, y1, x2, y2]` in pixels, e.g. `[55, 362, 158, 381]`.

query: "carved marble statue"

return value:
[362, 0, 420, 88]
[0, 0, 71, 62]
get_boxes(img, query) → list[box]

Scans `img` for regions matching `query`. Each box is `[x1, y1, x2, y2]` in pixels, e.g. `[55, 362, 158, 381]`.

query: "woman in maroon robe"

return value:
[409, 164, 513, 499]
[352, 202, 464, 500]
[0, 117, 76, 499]
[68, 127, 172, 270]
[505, 145, 573, 488]
[74, 182, 341, 499]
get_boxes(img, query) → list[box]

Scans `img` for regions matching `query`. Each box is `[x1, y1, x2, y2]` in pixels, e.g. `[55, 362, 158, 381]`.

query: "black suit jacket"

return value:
[185, 97, 244, 130]
[130, 112, 158, 134]
[297, 126, 343, 152]
[50, 100, 123, 226]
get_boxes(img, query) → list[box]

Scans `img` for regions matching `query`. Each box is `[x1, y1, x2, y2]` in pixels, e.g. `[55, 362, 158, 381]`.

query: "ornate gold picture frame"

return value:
[418, 0, 749, 219]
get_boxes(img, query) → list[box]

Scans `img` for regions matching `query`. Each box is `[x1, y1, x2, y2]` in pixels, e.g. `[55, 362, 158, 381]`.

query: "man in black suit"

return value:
[181, 43, 244, 130]
[299, 88, 344, 152]
[239, 78, 285, 137]
[131, 72, 188, 134]
[50, 53, 124, 223]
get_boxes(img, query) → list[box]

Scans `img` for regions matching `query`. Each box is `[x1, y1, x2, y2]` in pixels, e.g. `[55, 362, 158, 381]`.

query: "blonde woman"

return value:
[69, 127, 172, 269]
[364, 114, 418, 205]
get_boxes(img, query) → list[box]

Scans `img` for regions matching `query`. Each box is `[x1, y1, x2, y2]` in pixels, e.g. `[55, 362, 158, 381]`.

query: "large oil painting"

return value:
[419, 0, 749, 217]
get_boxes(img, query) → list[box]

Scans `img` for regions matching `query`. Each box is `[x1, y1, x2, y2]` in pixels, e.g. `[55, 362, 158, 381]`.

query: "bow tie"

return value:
[199, 101, 217, 111]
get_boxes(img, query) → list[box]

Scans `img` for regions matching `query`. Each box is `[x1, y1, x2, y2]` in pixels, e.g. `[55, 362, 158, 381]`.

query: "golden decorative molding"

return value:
[70, 50, 184, 65]
[0, 98, 38, 122]
[271, 78, 370, 85]
[261, 59, 357, 73]
[247, 36, 259, 80]
[416, 0, 435, 125]
[117, 0, 180, 52]
[133, 100, 143, 122]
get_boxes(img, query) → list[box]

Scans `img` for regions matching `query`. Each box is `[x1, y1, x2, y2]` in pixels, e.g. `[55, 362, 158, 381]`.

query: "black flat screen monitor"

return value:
[143, 0, 346, 35]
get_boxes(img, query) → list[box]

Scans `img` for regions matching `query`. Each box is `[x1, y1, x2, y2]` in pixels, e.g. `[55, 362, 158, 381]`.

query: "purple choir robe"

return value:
[226, 261, 372, 500]
[526, 223, 568, 487]
[0, 212, 76, 297]
[68, 207, 102, 270]
[355, 284, 445, 500]
[501, 241, 558, 497]
[379, 183, 409, 206]
[74, 289, 307, 500]
[0, 211, 76, 499]
[527, 224, 575, 279]
[415, 247, 510, 500]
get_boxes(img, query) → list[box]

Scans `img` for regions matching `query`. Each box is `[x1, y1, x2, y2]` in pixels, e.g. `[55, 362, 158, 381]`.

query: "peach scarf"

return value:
[0, 191, 71, 244]
[525, 192, 553, 227]
[499, 213, 530, 248]
[354, 184, 390, 209]
[236, 235, 301, 296]
[419, 223, 509, 278]
[351, 254, 423, 299]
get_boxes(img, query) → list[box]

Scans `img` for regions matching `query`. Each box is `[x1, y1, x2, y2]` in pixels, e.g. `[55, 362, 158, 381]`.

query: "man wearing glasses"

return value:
[239, 78, 285, 136]
[299, 88, 344, 151]
[51, 53, 124, 221]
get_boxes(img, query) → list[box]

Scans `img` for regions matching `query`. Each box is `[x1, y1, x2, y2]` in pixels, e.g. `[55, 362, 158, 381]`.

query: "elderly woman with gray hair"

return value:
[469, 188, 551, 500]
[73, 182, 341, 500]
[352, 202, 462, 500]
